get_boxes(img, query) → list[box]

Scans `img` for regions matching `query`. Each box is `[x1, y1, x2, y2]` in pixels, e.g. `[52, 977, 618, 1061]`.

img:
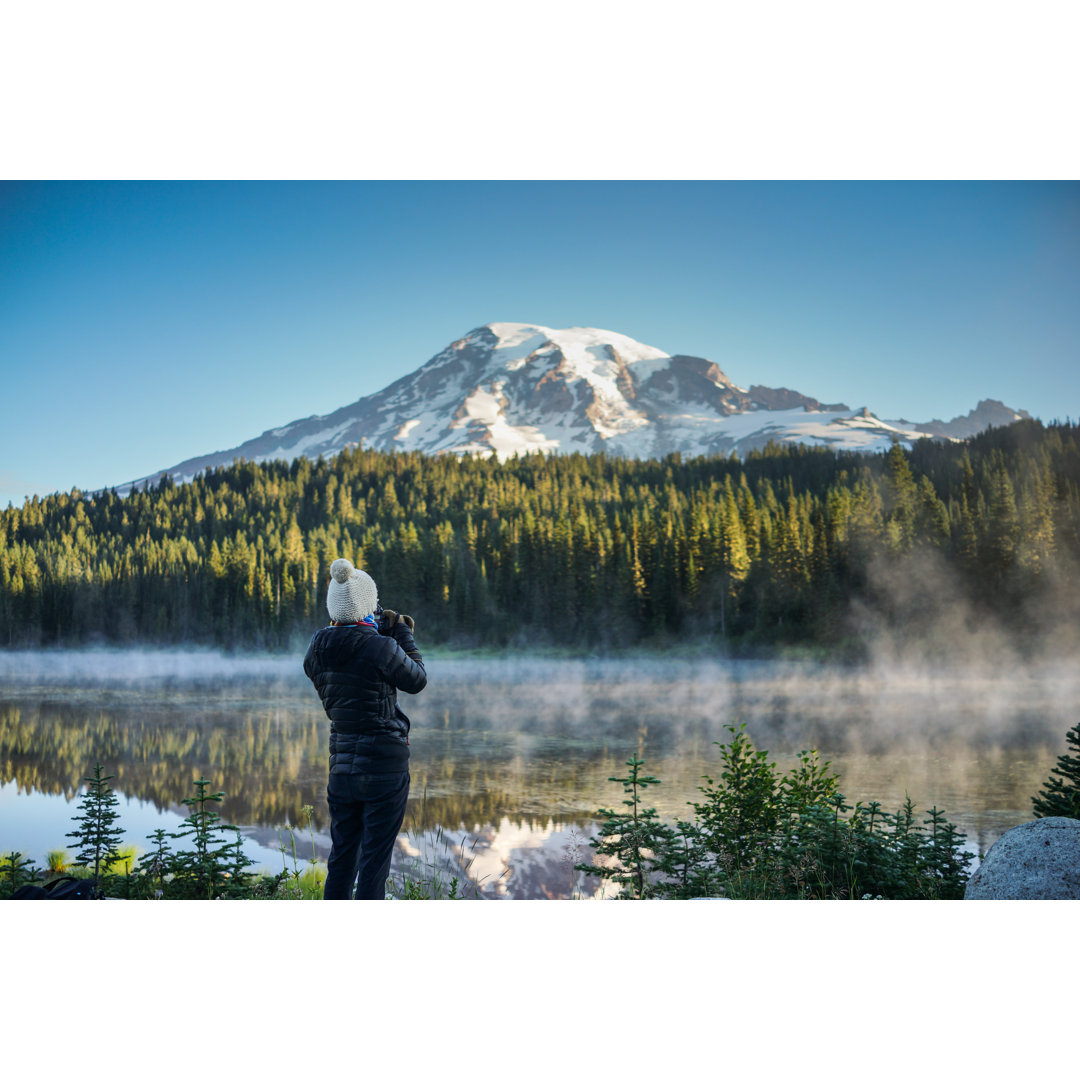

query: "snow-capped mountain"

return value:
[128, 323, 1032, 488]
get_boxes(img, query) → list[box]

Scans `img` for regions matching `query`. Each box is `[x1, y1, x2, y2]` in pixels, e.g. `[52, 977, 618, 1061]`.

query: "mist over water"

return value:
[0, 648, 302, 688]
[3, 647, 1073, 749]
[2, 648, 1075, 897]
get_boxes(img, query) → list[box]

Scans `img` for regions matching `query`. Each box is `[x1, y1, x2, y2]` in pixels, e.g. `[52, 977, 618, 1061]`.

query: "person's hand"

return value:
[378, 608, 415, 634]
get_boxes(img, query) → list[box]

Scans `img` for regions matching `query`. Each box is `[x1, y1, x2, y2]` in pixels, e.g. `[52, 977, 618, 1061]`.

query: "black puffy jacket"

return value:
[303, 623, 427, 775]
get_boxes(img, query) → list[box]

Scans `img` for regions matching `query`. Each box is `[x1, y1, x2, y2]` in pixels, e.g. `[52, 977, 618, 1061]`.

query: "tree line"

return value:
[1, 419, 1078, 654]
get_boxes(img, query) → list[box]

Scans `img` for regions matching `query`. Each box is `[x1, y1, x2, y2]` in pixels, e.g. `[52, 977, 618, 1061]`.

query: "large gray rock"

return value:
[965, 818, 1080, 899]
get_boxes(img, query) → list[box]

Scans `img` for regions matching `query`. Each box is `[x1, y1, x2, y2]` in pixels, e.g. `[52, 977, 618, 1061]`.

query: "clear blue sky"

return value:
[2, 180, 1077, 508]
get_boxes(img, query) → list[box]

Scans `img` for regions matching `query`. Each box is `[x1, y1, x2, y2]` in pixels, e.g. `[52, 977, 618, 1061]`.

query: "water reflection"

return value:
[1, 651, 1076, 898]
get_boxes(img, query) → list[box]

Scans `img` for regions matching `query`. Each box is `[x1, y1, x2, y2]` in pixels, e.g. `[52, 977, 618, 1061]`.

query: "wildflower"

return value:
[561, 827, 586, 863]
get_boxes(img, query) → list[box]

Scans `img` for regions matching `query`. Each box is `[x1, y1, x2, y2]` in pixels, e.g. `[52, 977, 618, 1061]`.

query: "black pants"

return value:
[324, 770, 411, 900]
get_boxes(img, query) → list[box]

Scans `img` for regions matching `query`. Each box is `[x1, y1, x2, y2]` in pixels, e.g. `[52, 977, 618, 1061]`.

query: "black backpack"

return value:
[11, 876, 98, 900]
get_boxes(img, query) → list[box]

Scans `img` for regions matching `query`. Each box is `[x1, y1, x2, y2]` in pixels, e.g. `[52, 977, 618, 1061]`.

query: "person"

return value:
[303, 557, 426, 899]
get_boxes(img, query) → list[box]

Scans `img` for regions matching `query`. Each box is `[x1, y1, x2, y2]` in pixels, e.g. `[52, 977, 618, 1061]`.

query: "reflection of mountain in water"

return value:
[392, 817, 617, 900]
[244, 814, 612, 900]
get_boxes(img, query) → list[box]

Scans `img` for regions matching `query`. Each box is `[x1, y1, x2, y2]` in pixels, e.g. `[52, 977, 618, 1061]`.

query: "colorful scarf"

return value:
[331, 613, 378, 629]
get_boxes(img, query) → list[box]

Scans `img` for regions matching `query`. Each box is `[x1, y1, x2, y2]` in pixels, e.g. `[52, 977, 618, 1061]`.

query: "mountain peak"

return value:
[120, 323, 1032, 491]
[479, 322, 671, 365]
[914, 398, 1034, 440]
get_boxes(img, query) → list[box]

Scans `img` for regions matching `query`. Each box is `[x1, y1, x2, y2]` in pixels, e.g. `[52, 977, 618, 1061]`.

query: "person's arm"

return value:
[380, 622, 427, 693]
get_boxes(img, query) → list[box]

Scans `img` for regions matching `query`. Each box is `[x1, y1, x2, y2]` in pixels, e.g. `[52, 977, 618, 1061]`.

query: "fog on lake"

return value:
[1, 649, 1075, 898]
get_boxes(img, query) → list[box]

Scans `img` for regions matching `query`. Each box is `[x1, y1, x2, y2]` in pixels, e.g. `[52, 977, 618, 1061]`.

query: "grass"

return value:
[270, 804, 329, 900]
[385, 824, 472, 899]
[385, 787, 513, 899]
[386, 820, 472, 899]
[46, 849, 72, 874]
[111, 845, 139, 875]
[285, 862, 327, 900]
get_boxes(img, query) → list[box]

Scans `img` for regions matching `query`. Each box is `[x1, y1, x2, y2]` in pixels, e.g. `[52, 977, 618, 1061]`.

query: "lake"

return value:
[1, 649, 1074, 898]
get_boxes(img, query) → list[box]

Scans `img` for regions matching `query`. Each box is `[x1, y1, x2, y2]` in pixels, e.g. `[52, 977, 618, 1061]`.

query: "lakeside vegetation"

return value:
[1, 420, 1078, 655]
[579, 730, 975, 899]
[0, 765, 477, 900]
[5, 719, 1077, 899]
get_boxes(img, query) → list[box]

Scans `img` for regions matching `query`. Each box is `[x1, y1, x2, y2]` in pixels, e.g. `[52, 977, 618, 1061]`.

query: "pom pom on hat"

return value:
[326, 557, 378, 623]
[330, 558, 353, 584]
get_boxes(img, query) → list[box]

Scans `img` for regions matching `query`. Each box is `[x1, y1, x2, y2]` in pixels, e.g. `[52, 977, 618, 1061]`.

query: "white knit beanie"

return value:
[326, 558, 378, 624]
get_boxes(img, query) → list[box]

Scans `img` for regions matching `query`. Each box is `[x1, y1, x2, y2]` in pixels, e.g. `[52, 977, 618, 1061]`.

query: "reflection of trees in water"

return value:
[1, 700, 330, 827]
[3, 670, 1067, 846]
[1, 698, 657, 832]
[402, 789, 596, 834]
[831, 745, 1060, 817]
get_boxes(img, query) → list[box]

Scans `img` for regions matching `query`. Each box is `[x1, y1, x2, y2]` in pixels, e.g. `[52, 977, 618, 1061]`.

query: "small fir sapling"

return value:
[575, 753, 675, 900]
[1, 852, 41, 898]
[1031, 719, 1080, 820]
[65, 763, 126, 894]
[142, 828, 175, 898]
[221, 831, 258, 898]
[920, 806, 975, 899]
[168, 777, 240, 899]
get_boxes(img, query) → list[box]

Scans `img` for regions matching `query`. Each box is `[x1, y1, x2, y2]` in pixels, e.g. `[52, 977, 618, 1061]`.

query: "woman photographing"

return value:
[303, 557, 426, 899]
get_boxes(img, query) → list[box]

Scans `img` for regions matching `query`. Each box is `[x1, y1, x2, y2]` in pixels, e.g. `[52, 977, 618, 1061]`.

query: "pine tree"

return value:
[142, 828, 175, 898]
[984, 465, 1020, 582]
[168, 778, 237, 899]
[1017, 461, 1056, 574]
[1, 852, 41, 898]
[915, 475, 950, 547]
[66, 762, 125, 893]
[1032, 720, 1080, 819]
[883, 443, 917, 552]
[576, 754, 673, 899]
[954, 492, 979, 572]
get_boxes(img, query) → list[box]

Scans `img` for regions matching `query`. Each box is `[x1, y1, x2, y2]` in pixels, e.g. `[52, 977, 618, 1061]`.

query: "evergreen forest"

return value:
[2, 420, 1078, 656]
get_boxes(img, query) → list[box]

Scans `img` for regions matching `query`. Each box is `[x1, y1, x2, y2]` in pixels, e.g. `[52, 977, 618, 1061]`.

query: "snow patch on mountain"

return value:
[268, 419, 354, 459]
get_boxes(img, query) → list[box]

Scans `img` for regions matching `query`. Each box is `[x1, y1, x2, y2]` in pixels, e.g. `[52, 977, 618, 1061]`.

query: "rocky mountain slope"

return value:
[125, 322, 1031, 489]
